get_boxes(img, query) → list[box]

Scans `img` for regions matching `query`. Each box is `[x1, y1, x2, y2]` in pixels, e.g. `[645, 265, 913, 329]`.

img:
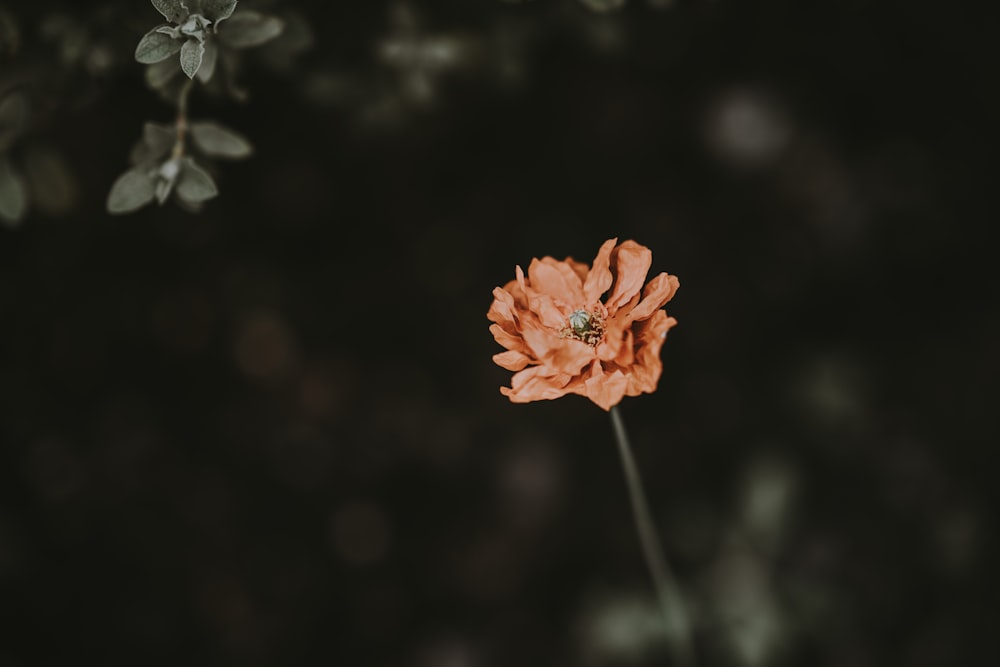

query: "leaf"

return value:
[155, 24, 181, 38]
[202, 0, 239, 25]
[135, 29, 182, 64]
[218, 11, 284, 49]
[176, 158, 218, 203]
[107, 168, 155, 214]
[131, 122, 174, 165]
[218, 48, 249, 102]
[0, 155, 27, 225]
[253, 10, 314, 72]
[155, 158, 182, 205]
[151, 0, 187, 23]
[0, 90, 30, 152]
[145, 58, 180, 89]
[180, 38, 205, 79]
[195, 39, 218, 83]
[155, 176, 174, 204]
[143, 122, 176, 155]
[23, 146, 77, 216]
[151, 77, 187, 106]
[189, 121, 252, 159]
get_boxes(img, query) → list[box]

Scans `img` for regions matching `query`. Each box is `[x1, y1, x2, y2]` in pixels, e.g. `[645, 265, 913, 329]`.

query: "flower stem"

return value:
[610, 405, 695, 667]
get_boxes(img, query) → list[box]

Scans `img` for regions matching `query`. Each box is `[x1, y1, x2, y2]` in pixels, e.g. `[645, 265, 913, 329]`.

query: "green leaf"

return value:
[131, 123, 174, 165]
[145, 58, 180, 89]
[155, 24, 181, 38]
[155, 157, 181, 205]
[202, 0, 239, 24]
[155, 176, 174, 204]
[143, 122, 176, 155]
[135, 29, 182, 64]
[0, 91, 30, 152]
[189, 121, 252, 159]
[176, 158, 218, 203]
[195, 39, 218, 83]
[23, 146, 77, 216]
[151, 0, 187, 24]
[107, 168, 155, 214]
[179, 38, 204, 78]
[0, 155, 27, 225]
[218, 11, 283, 49]
[253, 10, 314, 72]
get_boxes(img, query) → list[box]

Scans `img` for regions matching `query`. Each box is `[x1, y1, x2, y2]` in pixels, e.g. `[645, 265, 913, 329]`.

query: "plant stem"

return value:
[610, 405, 695, 667]
[172, 77, 195, 160]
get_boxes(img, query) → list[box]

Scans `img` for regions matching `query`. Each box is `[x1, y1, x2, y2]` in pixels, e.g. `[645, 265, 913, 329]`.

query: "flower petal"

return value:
[625, 310, 676, 396]
[519, 321, 559, 358]
[502, 366, 575, 403]
[528, 257, 585, 306]
[605, 241, 652, 314]
[583, 238, 617, 305]
[584, 362, 628, 411]
[613, 329, 635, 367]
[522, 327, 594, 375]
[515, 265, 529, 298]
[504, 274, 529, 309]
[516, 264, 567, 330]
[627, 273, 680, 322]
[595, 313, 629, 361]
[493, 349, 532, 371]
[487, 287, 520, 330]
[566, 258, 589, 284]
[489, 323, 528, 354]
[548, 340, 596, 376]
[526, 292, 570, 330]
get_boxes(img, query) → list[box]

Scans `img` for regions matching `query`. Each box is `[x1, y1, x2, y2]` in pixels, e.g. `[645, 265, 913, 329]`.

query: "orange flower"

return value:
[488, 238, 680, 411]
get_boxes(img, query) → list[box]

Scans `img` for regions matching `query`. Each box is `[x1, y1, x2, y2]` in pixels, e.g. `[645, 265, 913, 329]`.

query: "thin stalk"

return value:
[172, 77, 195, 160]
[610, 405, 695, 667]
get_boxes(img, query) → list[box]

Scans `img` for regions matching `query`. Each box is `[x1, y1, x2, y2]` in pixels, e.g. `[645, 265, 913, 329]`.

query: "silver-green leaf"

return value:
[143, 122, 176, 155]
[23, 146, 77, 216]
[176, 158, 218, 203]
[155, 176, 174, 205]
[145, 58, 180, 89]
[179, 38, 205, 79]
[189, 121, 253, 159]
[202, 0, 239, 25]
[107, 168, 155, 214]
[151, 0, 187, 24]
[135, 29, 182, 64]
[131, 123, 175, 166]
[0, 155, 27, 225]
[195, 39, 218, 83]
[218, 11, 284, 49]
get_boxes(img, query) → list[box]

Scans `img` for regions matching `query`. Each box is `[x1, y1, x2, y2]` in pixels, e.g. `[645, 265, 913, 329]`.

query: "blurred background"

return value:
[0, 1, 996, 665]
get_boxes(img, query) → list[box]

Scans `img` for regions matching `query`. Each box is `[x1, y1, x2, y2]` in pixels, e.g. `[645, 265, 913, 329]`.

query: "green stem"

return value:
[610, 405, 695, 667]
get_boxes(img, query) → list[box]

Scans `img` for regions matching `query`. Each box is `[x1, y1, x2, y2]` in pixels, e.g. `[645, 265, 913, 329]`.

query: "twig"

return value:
[171, 77, 195, 160]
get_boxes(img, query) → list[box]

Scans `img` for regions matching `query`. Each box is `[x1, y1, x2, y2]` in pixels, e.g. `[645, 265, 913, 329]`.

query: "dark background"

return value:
[0, 1, 996, 665]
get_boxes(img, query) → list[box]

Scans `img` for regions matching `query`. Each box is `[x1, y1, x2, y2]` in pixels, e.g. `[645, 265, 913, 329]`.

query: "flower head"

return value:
[488, 238, 680, 411]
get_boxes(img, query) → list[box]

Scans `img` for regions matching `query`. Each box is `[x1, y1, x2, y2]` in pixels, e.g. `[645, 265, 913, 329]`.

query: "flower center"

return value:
[561, 308, 605, 347]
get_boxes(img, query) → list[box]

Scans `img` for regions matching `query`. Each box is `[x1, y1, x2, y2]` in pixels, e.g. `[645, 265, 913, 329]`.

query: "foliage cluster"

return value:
[1, 0, 646, 225]
[107, 0, 284, 214]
